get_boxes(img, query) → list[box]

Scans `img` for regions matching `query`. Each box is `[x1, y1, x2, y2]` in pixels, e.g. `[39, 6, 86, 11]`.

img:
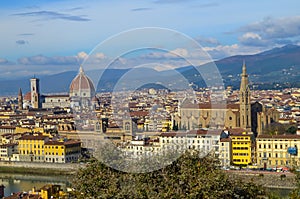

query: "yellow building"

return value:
[231, 132, 252, 166]
[18, 134, 49, 162]
[161, 119, 172, 132]
[44, 140, 81, 163]
[15, 126, 44, 134]
[256, 134, 300, 168]
[39, 184, 65, 199]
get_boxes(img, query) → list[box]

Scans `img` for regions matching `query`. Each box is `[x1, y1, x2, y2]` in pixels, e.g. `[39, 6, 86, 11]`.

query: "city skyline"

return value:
[0, 0, 300, 78]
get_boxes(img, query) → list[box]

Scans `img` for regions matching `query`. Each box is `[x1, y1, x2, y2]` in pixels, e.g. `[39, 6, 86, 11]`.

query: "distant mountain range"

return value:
[1, 44, 300, 96]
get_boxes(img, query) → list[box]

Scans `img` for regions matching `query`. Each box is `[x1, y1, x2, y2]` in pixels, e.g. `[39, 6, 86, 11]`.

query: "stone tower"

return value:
[239, 61, 251, 131]
[18, 88, 23, 110]
[30, 77, 40, 109]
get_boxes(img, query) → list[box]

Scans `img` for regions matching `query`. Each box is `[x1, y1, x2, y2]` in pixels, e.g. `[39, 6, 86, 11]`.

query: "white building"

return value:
[122, 139, 161, 159]
[120, 130, 223, 160]
[219, 138, 231, 167]
[159, 130, 221, 156]
[42, 95, 70, 108]
[0, 143, 18, 161]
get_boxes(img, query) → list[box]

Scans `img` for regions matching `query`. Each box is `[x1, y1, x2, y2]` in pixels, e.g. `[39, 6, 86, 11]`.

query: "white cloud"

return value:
[169, 48, 189, 58]
[140, 48, 190, 59]
[239, 16, 300, 46]
[0, 58, 12, 65]
[18, 54, 78, 65]
[77, 51, 88, 60]
[241, 32, 261, 40]
[16, 51, 108, 66]
[94, 52, 106, 60]
[195, 36, 220, 46]
[204, 44, 266, 60]
[239, 32, 270, 47]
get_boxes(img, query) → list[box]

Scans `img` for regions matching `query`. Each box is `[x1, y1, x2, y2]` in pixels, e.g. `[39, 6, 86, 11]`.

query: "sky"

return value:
[0, 0, 300, 79]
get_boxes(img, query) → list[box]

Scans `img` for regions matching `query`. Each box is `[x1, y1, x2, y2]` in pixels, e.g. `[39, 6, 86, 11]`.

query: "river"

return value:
[0, 173, 294, 198]
[0, 173, 70, 197]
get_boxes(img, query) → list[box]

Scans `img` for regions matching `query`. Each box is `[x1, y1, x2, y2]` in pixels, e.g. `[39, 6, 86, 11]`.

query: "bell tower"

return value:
[30, 77, 40, 109]
[18, 88, 23, 110]
[239, 61, 251, 131]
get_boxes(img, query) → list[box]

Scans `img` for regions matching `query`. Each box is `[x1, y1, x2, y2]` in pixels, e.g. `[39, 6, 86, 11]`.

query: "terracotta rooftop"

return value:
[181, 103, 240, 110]
[45, 140, 81, 146]
[228, 128, 248, 135]
[160, 129, 222, 137]
[18, 134, 48, 141]
[42, 94, 69, 98]
[220, 138, 231, 142]
[0, 126, 16, 129]
[257, 134, 300, 139]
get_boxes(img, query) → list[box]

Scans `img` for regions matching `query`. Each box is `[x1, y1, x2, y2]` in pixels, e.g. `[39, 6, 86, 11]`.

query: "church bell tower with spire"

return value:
[239, 61, 251, 131]
[30, 77, 40, 109]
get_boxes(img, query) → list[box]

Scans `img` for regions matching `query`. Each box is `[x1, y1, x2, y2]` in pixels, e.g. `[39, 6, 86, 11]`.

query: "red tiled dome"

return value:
[69, 66, 95, 95]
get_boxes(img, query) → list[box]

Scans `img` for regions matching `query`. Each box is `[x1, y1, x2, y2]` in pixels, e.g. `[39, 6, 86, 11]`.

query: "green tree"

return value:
[263, 123, 297, 135]
[73, 149, 268, 198]
[287, 125, 297, 134]
[290, 171, 300, 198]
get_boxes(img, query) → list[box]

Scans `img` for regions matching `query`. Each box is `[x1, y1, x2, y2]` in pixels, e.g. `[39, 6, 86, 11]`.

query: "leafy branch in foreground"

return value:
[290, 171, 300, 199]
[73, 147, 268, 199]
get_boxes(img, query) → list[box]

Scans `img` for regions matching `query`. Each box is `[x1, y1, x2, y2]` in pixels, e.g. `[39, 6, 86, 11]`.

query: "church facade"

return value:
[176, 62, 278, 135]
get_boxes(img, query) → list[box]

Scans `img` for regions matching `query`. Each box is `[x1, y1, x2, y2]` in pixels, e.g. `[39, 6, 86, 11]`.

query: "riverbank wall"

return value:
[0, 161, 85, 175]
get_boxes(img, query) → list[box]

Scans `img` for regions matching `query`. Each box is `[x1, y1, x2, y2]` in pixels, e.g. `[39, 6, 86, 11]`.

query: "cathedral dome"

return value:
[24, 92, 31, 101]
[69, 66, 95, 98]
